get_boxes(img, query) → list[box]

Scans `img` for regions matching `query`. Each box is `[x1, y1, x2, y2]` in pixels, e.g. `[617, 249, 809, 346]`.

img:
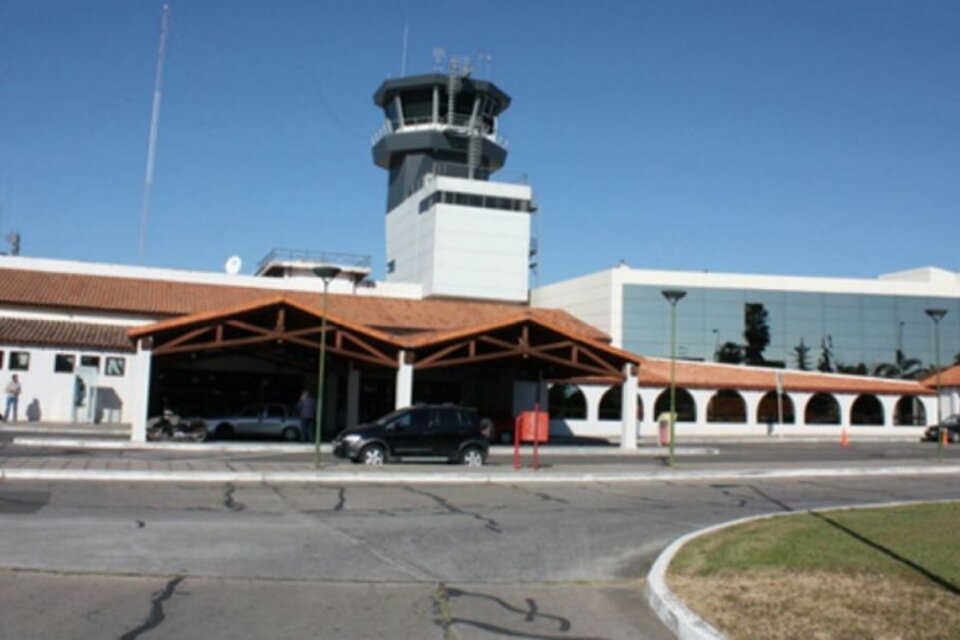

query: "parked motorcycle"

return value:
[146, 409, 207, 443]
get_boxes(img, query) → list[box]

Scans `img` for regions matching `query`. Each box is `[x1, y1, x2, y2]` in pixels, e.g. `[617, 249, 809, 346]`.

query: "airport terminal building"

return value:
[1, 71, 956, 443]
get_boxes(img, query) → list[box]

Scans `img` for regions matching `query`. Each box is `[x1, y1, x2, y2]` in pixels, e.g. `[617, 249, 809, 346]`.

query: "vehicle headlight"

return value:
[342, 434, 361, 443]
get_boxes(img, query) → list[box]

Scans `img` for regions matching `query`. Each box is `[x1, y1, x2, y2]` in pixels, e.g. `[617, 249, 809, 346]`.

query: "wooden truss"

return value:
[134, 301, 636, 380]
[414, 322, 626, 378]
[147, 304, 397, 368]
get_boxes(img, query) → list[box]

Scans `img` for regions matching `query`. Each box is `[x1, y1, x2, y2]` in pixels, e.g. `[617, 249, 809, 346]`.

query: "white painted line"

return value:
[1, 465, 959, 485]
[1, 427, 128, 436]
[11, 438, 317, 454]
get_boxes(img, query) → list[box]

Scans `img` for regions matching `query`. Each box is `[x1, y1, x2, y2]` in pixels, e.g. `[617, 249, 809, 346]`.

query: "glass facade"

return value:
[623, 285, 960, 375]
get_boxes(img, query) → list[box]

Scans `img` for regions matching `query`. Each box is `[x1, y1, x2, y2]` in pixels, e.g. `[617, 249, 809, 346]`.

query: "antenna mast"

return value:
[400, 21, 409, 76]
[138, 3, 171, 264]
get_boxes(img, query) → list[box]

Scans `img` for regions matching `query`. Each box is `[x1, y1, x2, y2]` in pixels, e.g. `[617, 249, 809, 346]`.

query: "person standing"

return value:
[296, 390, 316, 443]
[4, 374, 22, 422]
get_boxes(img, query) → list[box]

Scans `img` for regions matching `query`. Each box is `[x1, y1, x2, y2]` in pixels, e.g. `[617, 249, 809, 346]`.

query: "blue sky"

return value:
[1, 1, 958, 284]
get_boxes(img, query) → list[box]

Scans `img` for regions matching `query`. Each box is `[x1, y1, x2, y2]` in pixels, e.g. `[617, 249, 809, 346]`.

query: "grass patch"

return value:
[668, 502, 960, 639]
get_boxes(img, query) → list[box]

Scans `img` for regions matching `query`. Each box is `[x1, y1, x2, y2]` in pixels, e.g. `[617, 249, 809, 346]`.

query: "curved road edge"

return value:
[644, 498, 960, 640]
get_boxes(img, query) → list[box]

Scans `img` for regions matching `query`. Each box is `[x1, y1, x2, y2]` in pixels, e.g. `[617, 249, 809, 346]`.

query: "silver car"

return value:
[202, 403, 302, 441]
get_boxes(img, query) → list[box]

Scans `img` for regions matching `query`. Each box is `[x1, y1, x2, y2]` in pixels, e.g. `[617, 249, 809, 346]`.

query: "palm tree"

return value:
[873, 349, 923, 379]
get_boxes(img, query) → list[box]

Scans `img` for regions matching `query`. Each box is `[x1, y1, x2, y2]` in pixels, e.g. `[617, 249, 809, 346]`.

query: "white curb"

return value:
[11, 438, 316, 454]
[1, 464, 959, 485]
[10, 437, 720, 456]
[645, 498, 960, 639]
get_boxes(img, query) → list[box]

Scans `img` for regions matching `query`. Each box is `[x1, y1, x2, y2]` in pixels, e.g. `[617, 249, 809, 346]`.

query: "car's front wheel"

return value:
[460, 446, 485, 467]
[281, 426, 300, 442]
[214, 424, 234, 440]
[360, 444, 386, 466]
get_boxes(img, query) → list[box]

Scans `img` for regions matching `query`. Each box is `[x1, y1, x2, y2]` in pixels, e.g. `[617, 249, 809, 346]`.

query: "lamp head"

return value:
[662, 289, 687, 304]
[313, 265, 342, 283]
[925, 308, 947, 322]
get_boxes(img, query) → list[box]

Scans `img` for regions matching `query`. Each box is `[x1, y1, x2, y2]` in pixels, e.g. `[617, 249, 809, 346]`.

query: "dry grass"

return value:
[669, 570, 960, 640]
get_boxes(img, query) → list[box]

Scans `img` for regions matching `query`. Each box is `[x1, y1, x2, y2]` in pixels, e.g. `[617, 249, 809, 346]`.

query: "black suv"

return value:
[922, 415, 960, 443]
[332, 405, 489, 466]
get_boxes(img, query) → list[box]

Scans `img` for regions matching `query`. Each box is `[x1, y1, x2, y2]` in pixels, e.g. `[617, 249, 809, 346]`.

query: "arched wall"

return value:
[549, 381, 930, 441]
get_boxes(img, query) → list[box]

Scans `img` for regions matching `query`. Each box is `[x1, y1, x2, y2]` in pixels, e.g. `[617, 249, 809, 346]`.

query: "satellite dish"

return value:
[224, 255, 242, 275]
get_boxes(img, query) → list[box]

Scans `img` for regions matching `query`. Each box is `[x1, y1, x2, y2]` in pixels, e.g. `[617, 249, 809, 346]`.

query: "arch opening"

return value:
[654, 388, 696, 422]
[757, 391, 795, 424]
[707, 390, 746, 423]
[548, 384, 587, 420]
[805, 393, 840, 425]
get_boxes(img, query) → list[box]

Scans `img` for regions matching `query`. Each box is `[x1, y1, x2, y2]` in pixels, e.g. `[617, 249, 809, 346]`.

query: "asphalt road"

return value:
[2, 470, 958, 639]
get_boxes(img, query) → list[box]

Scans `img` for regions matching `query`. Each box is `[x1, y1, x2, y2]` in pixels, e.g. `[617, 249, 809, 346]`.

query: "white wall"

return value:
[532, 270, 616, 343]
[385, 195, 427, 286]
[430, 204, 529, 300]
[546, 381, 930, 441]
[0, 344, 143, 424]
[385, 175, 533, 302]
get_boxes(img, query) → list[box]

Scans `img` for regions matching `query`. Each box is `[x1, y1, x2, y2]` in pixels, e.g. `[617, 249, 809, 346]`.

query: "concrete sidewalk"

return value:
[0, 422, 130, 437]
[9, 436, 722, 456]
[2, 442, 959, 484]
[3, 432, 957, 485]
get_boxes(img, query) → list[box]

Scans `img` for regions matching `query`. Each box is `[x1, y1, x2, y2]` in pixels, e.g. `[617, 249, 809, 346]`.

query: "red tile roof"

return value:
[922, 365, 960, 388]
[0, 268, 608, 343]
[638, 357, 932, 395]
[0, 266, 935, 396]
[0, 318, 135, 352]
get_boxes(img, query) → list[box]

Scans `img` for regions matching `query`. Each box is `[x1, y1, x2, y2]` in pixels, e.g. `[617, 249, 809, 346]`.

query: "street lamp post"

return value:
[662, 289, 687, 467]
[925, 308, 947, 463]
[313, 266, 342, 469]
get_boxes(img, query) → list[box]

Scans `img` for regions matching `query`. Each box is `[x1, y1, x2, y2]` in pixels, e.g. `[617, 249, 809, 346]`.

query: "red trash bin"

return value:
[657, 412, 673, 447]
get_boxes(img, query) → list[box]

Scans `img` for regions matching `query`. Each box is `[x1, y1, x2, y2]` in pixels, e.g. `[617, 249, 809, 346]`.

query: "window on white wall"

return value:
[105, 357, 126, 377]
[80, 355, 100, 370]
[0, 350, 4, 369]
[10, 351, 30, 371]
[54, 354, 76, 373]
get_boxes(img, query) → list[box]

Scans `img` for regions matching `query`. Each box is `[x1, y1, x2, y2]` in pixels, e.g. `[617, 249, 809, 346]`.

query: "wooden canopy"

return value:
[127, 297, 639, 379]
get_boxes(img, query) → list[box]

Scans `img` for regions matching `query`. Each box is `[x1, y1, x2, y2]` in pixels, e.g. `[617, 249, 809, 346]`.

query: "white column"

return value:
[130, 340, 152, 443]
[742, 390, 765, 428]
[920, 396, 938, 426]
[690, 389, 713, 427]
[879, 395, 898, 429]
[346, 364, 360, 428]
[638, 387, 660, 439]
[792, 392, 814, 427]
[395, 350, 413, 410]
[837, 394, 855, 428]
[582, 385, 606, 423]
[620, 364, 639, 450]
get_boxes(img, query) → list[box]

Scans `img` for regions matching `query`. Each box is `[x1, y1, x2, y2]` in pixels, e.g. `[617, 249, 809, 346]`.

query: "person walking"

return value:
[4, 374, 22, 422]
[296, 390, 316, 443]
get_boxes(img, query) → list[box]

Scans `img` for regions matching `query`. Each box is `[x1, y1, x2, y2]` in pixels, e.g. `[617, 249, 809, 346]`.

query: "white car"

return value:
[201, 403, 302, 441]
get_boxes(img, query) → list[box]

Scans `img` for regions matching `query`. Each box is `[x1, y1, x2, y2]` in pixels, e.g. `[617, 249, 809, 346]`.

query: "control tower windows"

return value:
[419, 190, 532, 213]
[384, 101, 401, 130]
[401, 88, 434, 125]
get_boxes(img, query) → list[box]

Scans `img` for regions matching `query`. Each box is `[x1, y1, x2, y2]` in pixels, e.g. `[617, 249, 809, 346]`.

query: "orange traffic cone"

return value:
[840, 429, 850, 448]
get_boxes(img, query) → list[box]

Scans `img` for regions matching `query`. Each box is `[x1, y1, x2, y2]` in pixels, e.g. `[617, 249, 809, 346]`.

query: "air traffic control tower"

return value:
[372, 72, 535, 302]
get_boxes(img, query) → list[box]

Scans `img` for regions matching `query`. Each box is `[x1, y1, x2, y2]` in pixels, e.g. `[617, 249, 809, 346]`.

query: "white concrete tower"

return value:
[371, 73, 534, 302]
